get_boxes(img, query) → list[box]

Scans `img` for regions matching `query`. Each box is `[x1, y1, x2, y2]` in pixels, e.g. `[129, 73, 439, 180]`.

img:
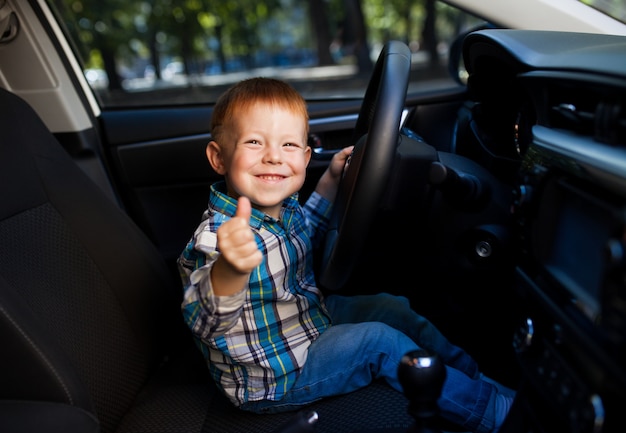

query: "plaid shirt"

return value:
[178, 181, 332, 406]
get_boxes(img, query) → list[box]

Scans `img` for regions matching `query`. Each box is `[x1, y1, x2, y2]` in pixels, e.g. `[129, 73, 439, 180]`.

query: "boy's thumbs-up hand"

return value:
[234, 194, 252, 220]
[216, 196, 263, 276]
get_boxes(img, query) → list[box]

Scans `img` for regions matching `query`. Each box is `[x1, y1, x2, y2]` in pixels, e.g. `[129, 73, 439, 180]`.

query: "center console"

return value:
[509, 125, 626, 433]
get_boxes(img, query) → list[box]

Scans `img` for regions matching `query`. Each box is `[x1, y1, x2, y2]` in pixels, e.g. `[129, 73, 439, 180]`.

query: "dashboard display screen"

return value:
[537, 180, 614, 322]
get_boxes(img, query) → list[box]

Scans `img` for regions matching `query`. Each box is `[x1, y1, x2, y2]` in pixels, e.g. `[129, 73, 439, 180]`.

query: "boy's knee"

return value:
[366, 292, 411, 310]
[362, 322, 415, 348]
[350, 321, 397, 345]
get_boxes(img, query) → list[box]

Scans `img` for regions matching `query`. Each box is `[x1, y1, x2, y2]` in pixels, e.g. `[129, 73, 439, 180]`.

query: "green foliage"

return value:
[50, 0, 465, 83]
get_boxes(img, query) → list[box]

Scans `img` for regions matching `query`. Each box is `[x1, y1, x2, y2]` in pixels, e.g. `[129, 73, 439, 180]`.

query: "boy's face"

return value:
[207, 102, 311, 219]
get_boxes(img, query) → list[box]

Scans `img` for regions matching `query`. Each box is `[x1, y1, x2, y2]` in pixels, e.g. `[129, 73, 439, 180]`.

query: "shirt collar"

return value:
[209, 181, 301, 230]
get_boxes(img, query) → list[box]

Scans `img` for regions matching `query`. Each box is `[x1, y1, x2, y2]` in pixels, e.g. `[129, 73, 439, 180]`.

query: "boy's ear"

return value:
[304, 145, 312, 166]
[206, 141, 226, 175]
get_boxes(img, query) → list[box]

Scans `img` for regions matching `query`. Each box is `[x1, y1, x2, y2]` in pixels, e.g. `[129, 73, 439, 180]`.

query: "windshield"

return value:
[583, 0, 626, 24]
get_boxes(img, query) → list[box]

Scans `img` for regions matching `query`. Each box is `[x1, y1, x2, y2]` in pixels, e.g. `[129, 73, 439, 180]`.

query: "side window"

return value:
[48, 0, 484, 108]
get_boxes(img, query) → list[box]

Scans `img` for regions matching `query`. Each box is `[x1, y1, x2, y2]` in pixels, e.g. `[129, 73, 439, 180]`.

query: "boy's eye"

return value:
[284, 142, 300, 148]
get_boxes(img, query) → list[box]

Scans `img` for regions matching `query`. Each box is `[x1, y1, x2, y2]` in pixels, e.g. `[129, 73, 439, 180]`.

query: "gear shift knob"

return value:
[398, 349, 446, 433]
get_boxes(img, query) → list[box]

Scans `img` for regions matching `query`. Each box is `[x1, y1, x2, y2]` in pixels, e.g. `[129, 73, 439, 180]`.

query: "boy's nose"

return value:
[263, 146, 282, 163]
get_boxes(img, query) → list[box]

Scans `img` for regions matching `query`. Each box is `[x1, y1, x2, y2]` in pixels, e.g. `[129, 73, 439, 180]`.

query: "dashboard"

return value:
[460, 30, 626, 433]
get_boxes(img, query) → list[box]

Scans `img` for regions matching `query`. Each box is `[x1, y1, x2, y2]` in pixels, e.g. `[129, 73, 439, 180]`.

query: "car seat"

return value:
[0, 87, 414, 433]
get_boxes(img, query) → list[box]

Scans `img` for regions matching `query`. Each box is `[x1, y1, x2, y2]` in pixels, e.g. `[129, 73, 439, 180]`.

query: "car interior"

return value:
[1, 1, 625, 433]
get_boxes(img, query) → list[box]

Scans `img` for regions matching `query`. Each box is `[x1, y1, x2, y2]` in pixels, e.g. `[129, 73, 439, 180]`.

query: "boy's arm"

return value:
[314, 146, 353, 202]
[211, 196, 263, 296]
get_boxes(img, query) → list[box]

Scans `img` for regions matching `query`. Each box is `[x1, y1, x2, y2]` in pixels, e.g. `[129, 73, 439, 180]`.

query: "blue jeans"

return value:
[240, 293, 497, 433]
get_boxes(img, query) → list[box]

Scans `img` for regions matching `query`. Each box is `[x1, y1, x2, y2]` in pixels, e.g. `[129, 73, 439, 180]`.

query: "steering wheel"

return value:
[319, 40, 411, 291]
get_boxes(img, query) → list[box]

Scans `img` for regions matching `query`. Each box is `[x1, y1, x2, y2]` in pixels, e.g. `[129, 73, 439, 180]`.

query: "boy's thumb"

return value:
[235, 196, 252, 221]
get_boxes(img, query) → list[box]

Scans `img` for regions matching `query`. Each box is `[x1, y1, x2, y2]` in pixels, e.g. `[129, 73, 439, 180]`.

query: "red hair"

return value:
[210, 77, 309, 142]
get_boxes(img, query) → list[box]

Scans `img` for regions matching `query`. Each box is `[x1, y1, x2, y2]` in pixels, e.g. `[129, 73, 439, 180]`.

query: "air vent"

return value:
[595, 101, 626, 146]
[551, 102, 595, 135]
[549, 96, 625, 147]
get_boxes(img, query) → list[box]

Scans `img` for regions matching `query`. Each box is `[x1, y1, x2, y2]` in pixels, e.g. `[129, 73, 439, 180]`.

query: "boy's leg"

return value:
[325, 293, 480, 378]
[241, 322, 416, 413]
[241, 321, 498, 433]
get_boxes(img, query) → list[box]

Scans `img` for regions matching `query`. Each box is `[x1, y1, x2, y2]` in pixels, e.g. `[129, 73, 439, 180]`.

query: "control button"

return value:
[589, 394, 605, 433]
[513, 317, 534, 352]
[475, 240, 492, 258]
[605, 238, 625, 266]
[516, 184, 533, 206]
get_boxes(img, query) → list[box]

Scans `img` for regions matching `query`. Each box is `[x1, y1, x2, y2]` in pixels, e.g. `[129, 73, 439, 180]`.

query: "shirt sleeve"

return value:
[302, 191, 333, 249]
[179, 221, 246, 339]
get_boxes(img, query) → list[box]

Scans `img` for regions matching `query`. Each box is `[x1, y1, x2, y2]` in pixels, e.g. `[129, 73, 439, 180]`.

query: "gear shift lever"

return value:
[398, 349, 446, 433]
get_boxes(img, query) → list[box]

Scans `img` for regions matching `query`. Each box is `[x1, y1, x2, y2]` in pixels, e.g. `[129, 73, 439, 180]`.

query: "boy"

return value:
[178, 77, 514, 433]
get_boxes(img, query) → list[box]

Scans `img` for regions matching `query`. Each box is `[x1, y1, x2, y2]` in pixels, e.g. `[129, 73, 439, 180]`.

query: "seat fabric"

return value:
[0, 88, 412, 433]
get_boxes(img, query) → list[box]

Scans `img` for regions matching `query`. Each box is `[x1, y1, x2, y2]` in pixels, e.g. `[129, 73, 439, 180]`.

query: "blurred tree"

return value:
[51, 0, 454, 94]
[171, 0, 200, 76]
[362, 0, 441, 71]
[197, 0, 281, 72]
[422, 0, 439, 68]
[343, 0, 372, 75]
[143, 0, 163, 80]
[308, 0, 334, 65]
[52, 0, 139, 90]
